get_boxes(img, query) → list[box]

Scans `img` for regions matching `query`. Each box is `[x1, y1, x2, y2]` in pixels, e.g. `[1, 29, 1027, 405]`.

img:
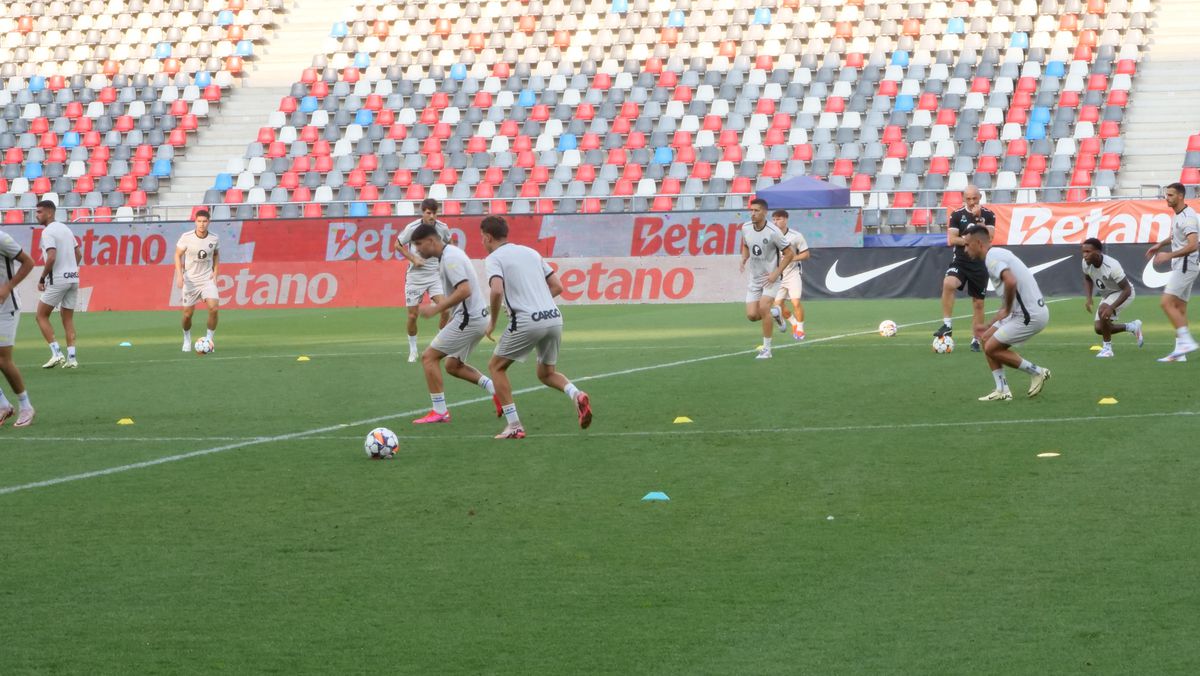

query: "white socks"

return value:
[408, 335, 418, 351]
[430, 392, 447, 414]
[183, 329, 192, 341]
[502, 403, 521, 426]
[564, 383, 580, 401]
[206, 329, 215, 341]
[49, 341, 61, 357]
[992, 368, 1009, 392]
[763, 337, 772, 349]
[477, 375, 495, 395]
[943, 317, 952, 328]
[1018, 359, 1041, 375]
[67, 345, 75, 359]
[16, 391, 30, 409]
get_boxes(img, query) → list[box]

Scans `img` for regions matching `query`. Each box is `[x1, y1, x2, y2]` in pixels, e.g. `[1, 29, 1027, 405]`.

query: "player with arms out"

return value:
[33, 200, 82, 369]
[963, 226, 1051, 400]
[771, 209, 810, 340]
[407, 223, 503, 424]
[396, 198, 453, 363]
[1146, 182, 1199, 362]
[481, 216, 591, 439]
[740, 198, 795, 359]
[0, 228, 36, 426]
[174, 209, 220, 352]
[935, 185, 994, 352]
[1081, 237, 1142, 358]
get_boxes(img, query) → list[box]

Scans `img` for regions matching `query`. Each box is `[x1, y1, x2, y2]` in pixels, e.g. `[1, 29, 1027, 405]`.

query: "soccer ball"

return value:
[364, 427, 399, 459]
[878, 320, 898, 337]
[193, 336, 214, 355]
[932, 335, 955, 354]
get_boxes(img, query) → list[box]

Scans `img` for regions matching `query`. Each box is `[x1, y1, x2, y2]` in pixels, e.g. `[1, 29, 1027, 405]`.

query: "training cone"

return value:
[1090, 345, 1102, 351]
[117, 418, 135, 425]
[297, 356, 311, 362]
[119, 341, 132, 347]
[1098, 397, 1118, 405]
[673, 416, 692, 424]
[642, 491, 670, 501]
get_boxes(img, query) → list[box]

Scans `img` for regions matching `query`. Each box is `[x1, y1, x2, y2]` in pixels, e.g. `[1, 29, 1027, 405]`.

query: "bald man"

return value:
[935, 186, 995, 352]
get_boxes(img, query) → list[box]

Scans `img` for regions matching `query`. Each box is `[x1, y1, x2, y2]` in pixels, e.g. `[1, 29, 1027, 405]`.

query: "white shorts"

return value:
[181, 280, 219, 307]
[429, 313, 487, 361]
[774, 269, 802, 302]
[40, 282, 79, 310]
[1164, 268, 1200, 302]
[746, 275, 781, 303]
[993, 310, 1049, 347]
[0, 310, 17, 348]
[494, 322, 562, 365]
[1095, 291, 1133, 321]
[405, 275, 444, 307]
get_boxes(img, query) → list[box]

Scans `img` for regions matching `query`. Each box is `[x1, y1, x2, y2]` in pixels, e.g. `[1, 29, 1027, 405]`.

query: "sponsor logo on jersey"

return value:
[531, 308, 561, 322]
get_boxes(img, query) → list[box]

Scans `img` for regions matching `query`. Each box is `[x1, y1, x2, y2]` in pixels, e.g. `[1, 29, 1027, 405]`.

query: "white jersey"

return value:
[485, 243, 562, 330]
[740, 221, 790, 277]
[1170, 206, 1200, 273]
[40, 220, 79, 285]
[397, 219, 452, 283]
[176, 230, 219, 284]
[437, 244, 487, 322]
[1083, 254, 1129, 296]
[0, 229, 24, 313]
[780, 228, 808, 275]
[985, 247, 1049, 323]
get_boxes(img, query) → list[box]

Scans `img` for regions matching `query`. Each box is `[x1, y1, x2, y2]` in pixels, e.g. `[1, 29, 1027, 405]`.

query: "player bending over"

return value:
[0, 229, 36, 427]
[407, 223, 503, 424]
[481, 216, 591, 439]
[935, 185, 993, 352]
[33, 200, 81, 369]
[963, 226, 1051, 400]
[174, 209, 220, 352]
[396, 198, 453, 363]
[1081, 237, 1142, 358]
[771, 209, 810, 340]
[740, 198, 795, 359]
[1147, 182, 1199, 362]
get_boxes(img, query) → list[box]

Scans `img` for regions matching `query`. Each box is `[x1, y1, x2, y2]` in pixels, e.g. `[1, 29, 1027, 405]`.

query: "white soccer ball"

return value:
[878, 320, 898, 337]
[364, 427, 399, 459]
[193, 336, 214, 355]
[932, 335, 955, 354]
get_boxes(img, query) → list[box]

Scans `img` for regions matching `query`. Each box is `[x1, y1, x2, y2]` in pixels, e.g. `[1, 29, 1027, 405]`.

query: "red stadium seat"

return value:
[581, 198, 601, 213]
[1182, 168, 1200, 184]
[651, 196, 673, 211]
[258, 204, 278, 219]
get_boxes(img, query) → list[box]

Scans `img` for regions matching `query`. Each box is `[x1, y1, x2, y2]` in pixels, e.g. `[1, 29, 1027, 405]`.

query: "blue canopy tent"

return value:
[755, 174, 850, 209]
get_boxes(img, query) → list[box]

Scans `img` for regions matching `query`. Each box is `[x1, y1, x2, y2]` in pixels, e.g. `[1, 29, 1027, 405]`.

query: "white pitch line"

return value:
[0, 308, 1058, 497]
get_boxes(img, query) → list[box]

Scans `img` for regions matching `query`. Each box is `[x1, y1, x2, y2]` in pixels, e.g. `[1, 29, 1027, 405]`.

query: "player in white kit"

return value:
[33, 200, 82, 369]
[1081, 237, 1142, 358]
[174, 209, 220, 352]
[406, 223, 504, 424]
[0, 228, 36, 427]
[396, 198, 453, 363]
[740, 198, 795, 359]
[1146, 183, 1199, 362]
[770, 209, 810, 340]
[963, 226, 1052, 400]
[481, 216, 592, 439]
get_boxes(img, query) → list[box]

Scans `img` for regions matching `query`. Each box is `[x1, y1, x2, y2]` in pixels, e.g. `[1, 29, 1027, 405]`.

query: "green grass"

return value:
[3, 298, 1200, 674]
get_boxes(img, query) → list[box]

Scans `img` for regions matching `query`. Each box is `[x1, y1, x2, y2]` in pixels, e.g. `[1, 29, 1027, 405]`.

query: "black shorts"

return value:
[945, 259, 988, 299]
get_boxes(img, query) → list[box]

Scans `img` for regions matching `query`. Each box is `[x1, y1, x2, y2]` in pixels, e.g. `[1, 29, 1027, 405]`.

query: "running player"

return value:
[771, 209, 810, 340]
[1146, 182, 1199, 362]
[407, 223, 503, 424]
[963, 226, 1052, 400]
[396, 198, 453, 363]
[740, 198, 795, 359]
[481, 216, 591, 439]
[936, 185, 994, 352]
[33, 200, 81, 369]
[1081, 237, 1142, 358]
[0, 228, 35, 426]
[174, 209, 220, 352]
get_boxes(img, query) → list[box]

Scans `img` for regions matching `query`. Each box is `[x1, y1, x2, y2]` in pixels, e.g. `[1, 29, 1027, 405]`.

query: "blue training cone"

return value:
[642, 491, 670, 501]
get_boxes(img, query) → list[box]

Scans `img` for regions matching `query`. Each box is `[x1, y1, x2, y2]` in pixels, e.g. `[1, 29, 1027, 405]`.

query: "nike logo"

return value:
[987, 255, 1073, 292]
[1141, 260, 1172, 288]
[825, 257, 916, 293]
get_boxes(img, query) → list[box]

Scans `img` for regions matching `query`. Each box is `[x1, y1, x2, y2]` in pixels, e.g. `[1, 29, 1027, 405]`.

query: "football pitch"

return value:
[3, 298, 1199, 674]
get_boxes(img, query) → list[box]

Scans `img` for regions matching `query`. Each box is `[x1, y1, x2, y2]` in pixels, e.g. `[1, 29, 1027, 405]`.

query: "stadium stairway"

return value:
[1117, 0, 1200, 195]
[160, 0, 353, 210]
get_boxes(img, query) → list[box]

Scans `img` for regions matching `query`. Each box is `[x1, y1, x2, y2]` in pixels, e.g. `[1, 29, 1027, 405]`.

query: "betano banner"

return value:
[989, 199, 1200, 245]
[0, 217, 1168, 310]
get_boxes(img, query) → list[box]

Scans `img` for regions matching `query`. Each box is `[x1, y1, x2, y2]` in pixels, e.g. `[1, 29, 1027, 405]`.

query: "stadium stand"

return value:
[0, 0, 1172, 228]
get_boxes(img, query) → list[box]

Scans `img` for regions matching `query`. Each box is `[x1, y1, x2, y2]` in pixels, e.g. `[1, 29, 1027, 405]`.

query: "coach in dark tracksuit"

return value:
[934, 185, 995, 352]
